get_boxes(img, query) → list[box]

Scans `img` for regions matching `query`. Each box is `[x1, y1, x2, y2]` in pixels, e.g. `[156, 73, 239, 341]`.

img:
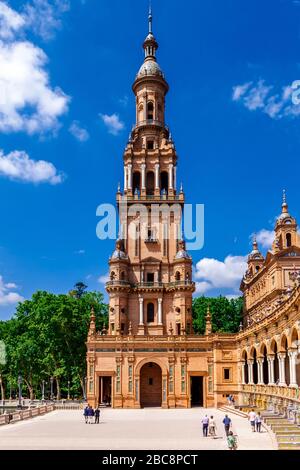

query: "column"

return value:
[124, 166, 128, 191]
[100, 377, 104, 403]
[241, 361, 246, 385]
[257, 358, 264, 385]
[155, 163, 160, 190]
[278, 353, 286, 386]
[168, 163, 173, 190]
[174, 165, 177, 191]
[127, 164, 132, 190]
[267, 356, 275, 385]
[288, 350, 298, 387]
[248, 360, 254, 385]
[139, 296, 144, 325]
[141, 163, 146, 190]
[158, 298, 163, 325]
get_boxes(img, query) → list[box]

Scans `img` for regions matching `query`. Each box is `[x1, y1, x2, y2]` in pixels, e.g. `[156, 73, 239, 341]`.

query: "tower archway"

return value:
[140, 362, 162, 407]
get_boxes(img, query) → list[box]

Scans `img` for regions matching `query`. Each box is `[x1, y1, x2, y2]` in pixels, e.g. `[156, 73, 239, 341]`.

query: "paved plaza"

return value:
[0, 408, 276, 450]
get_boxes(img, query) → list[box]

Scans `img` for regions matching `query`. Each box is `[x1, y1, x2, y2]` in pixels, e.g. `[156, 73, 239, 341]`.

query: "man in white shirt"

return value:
[248, 409, 257, 432]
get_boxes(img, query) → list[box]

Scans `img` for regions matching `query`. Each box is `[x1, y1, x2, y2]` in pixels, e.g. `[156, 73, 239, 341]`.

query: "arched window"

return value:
[147, 102, 154, 120]
[146, 171, 155, 195]
[133, 172, 141, 194]
[175, 271, 181, 281]
[147, 303, 155, 323]
[286, 233, 292, 247]
[160, 171, 168, 193]
[255, 266, 260, 272]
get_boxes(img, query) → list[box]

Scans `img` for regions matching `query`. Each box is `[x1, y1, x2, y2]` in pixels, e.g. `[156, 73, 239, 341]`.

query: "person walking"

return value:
[83, 404, 89, 424]
[88, 405, 95, 424]
[94, 406, 100, 424]
[255, 412, 262, 433]
[202, 415, 209, 437]
[248, 409, 257, 432]
[223, 414, 232, 436]
[208, 415, 217, 438]
[227, 431, 237, 450]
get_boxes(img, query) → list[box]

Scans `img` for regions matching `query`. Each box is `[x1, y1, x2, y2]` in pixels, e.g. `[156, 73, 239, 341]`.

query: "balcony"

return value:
[106, 280, 195, 292]
[135, 119, 169, 131]
[144, 237, 158, 244]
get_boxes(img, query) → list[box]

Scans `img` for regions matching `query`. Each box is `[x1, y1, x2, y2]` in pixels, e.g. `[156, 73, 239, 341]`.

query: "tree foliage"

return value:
[192, 296, 243, 335]
[0, 287, 108, 400]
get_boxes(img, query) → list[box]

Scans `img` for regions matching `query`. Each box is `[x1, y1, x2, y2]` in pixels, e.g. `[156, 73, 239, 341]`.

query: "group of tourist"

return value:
[227, 394, 235, 406]
[248, 409, 262, 432]
[201, 415, 217, 438]
[201, 413, 237, 450]
[83, 405, 101, 424]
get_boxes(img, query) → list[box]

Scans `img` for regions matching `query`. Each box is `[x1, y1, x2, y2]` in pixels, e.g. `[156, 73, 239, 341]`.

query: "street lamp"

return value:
[17, 374, 22, 409]
[42, 380, 45, 402]
[50, 376, 54, 401]
[67, 380, 70, 401]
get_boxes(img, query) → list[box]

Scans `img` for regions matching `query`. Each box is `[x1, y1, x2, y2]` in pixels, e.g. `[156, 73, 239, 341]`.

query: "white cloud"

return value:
[232, 82, 252, 101]
[23, 0, 70, 41]
[0, 1, 25, 39]
[255, 229, 274, 249]
[194, 255, 247, 294]
[0, 40, 69, 134]
[0, 149, 64, 184]
[232, 80, 300, 119]
[4, 282, 17, 289]
[98, 273, 109, 284]
[119, 95, 129, 107]
[0, 275, 24, 306]
[100, 113, 125, 135]
[195, 281, 212, 295]
[69, 121, 89, 142]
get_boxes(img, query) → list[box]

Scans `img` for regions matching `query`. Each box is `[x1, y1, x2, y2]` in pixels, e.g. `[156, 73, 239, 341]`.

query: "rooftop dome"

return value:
[175, 240, 191, 260]
[137, 59, 163, 78]
[111, 239, 128, 260]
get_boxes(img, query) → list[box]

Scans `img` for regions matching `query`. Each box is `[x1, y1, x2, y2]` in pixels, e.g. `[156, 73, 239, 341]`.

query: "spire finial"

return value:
[148, 1, 153, 34]
[252, 234, 258, 250]
[282, 189, 288, 214]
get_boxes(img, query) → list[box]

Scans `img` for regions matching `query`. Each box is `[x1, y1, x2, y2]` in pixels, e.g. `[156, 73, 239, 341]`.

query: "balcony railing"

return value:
[135, 119, 168, 130]
[106, 280, 195, 289]
[144, 238, 158, 243]
[106, 280, 131, 287]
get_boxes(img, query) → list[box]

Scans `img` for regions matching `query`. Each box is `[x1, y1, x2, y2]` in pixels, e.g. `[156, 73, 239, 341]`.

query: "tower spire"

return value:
[282, 189, 288, 214]
[148, 1, 153, 34]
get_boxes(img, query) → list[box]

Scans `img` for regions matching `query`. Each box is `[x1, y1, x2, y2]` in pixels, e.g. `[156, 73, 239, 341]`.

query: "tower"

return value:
[106, 9, 195, 337]
[272, 190, 299, 253]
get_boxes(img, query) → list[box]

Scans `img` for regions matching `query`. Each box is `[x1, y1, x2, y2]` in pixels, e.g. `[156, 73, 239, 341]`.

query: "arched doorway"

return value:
[140, 362, 162, 407]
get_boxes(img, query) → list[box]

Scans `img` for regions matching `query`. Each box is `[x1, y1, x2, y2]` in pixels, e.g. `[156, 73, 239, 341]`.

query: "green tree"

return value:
[192, 296, 243, 334]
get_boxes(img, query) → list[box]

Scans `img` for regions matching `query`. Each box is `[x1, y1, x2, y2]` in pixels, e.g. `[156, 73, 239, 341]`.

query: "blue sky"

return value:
[1, 0, 300, 319]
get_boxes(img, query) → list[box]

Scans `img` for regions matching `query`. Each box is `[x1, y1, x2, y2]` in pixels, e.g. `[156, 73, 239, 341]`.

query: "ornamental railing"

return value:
[241, 383, 300, 401]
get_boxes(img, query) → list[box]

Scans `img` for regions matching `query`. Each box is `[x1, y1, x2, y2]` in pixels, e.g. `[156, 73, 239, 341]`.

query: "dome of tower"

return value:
[175, 240, 191, 260]
[111, 239, 128, 260]
[248, 238, 264, 261]
[137, 59, 164, 78]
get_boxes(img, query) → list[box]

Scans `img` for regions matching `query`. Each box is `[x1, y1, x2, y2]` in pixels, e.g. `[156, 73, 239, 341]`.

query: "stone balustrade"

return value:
[0, 404, 55, 426]
[240, 383, 300, 424]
